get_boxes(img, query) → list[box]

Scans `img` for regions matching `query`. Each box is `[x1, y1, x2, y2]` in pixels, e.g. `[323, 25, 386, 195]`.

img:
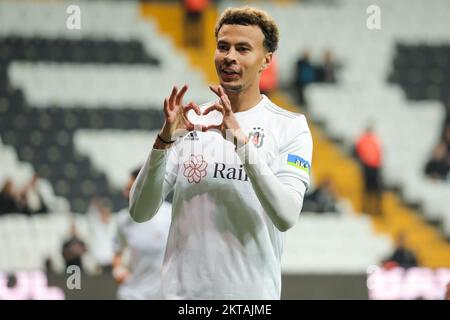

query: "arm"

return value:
[206, 85, 312, 232]
[112, 215, 129, 283]
[112, 252, 129, 284]
[129, 85, 201, 222]
[129, 148, 176, 222]
[237, 122, 313, 232]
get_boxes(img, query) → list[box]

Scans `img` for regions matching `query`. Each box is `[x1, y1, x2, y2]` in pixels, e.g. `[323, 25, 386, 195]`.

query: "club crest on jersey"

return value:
[248, 127, 265, 148]
[287, 154, 310, 174]
[185, 131, 199, 141]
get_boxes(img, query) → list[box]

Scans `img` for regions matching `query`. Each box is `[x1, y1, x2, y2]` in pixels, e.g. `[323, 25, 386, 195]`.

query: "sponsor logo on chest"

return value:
[182, 154, 249, 183]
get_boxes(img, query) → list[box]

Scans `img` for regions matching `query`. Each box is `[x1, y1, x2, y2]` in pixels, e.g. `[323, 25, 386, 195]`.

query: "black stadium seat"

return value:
[390, 44, 450, 103]
[0, 37, 160, 65]
[0, 36, 163, 212]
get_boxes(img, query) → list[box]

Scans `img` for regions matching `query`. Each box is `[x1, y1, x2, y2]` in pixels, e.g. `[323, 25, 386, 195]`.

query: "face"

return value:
[2, 180, 13, 194]
[434, 143, 446, 159]
[445, 126, 450, 142]
[215, 24, 272, 94]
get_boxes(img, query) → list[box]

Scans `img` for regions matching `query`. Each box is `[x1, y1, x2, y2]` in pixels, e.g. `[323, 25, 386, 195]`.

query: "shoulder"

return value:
[262, 98, 310, 134]
[262, 98, 301, 120]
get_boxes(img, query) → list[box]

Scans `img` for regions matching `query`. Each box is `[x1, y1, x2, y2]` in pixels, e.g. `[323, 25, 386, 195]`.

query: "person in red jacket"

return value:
[445, 282, 450, 300]
[183, 0, 210, 47]
[259, 54, 278, 96]
[355, 124, 383, 216]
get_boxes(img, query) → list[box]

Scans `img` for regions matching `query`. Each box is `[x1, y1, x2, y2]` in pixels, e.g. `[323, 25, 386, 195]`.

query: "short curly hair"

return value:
[214, 7, 279, 53]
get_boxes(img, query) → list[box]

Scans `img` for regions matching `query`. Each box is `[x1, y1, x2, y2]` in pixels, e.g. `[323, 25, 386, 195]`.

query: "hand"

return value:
[159, 85, 202, 143]
[113, 265, 130, 284]
[204, 85, 248, 147]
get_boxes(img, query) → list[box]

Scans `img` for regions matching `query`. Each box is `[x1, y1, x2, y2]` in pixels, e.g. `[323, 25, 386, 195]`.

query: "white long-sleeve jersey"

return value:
[130, 95, 313, 299]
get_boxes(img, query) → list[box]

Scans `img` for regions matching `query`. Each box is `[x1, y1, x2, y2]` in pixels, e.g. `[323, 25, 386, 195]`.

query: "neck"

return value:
[225, 84, 263, 113]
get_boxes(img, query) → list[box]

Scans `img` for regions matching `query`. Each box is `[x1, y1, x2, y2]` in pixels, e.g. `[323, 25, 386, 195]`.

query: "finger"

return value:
[163, 98, 170, 118]
[168, 86, 178, 109]
[184, 121, 194, 131]
[184, 102, 201, 116]
[220, 95, 232, 112]
[182, 103, 199, 131]
[218, 85, 229, 98]
[175, 84, 188, 106]
[218, 85, 225, 96]
[214, 85, 231, 109]
[184, 120, 206, 132]
[203, 103, 224, 116]
[205, 124, 222, 132]
[209, 85, 221, 98]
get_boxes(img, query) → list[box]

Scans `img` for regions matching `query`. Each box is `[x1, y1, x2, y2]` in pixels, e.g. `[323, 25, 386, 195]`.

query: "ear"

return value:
[260, 52, 273, 73]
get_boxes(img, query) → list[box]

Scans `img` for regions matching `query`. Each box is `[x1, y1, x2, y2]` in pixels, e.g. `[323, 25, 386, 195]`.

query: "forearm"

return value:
[129, 148, 169, 222]
[237, 144, 306, 232]
[112, 253, 122, 269]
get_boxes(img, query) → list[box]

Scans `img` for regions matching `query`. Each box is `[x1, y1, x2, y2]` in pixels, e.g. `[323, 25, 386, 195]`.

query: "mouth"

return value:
[220, 68, 240, 81]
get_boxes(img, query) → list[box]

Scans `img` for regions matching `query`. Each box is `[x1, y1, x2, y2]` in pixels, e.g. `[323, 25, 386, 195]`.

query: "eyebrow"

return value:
[217, 40, 253, 48]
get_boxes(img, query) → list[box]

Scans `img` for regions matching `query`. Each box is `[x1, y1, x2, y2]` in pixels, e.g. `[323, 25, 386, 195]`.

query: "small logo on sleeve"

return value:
[287, 154, 310, 173]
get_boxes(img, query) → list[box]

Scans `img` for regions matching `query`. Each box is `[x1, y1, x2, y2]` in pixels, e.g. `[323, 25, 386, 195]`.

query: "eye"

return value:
[217, 43, 228, 51]
[237, 47, 250, 52]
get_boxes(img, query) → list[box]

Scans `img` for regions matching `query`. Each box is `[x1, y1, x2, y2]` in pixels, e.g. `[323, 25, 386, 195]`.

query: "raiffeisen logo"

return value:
[213, 163, 249, 182]
[182, 154, 251, 183]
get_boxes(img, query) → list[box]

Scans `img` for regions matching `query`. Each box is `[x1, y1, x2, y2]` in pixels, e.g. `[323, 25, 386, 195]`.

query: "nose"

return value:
[224, 47, 237, 63]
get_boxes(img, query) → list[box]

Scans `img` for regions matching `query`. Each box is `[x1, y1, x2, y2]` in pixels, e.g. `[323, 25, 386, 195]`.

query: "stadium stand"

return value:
[282, 212, 392, 273]
[0, 137, 70, 213]
[74, 129, 159, 190]
[1, 0, 449, 293]
[0, 211, 97, 273]
[0, 0, 210, 212]
[214, 0, 450, 266]
[390, 44, 450, 236]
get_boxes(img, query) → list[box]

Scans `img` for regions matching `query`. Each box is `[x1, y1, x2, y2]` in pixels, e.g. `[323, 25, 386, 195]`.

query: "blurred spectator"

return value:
[183, 0, 209, 47]
[19, 174, 49, 214]
[293, 49, 340, 105]
[87, 198, 117, 274]
[62, 222, 87, 272]
[354, 124, 383, 216]
[44, 257, 55, 274]
[293, 50, 316, 105]
[443, 124, 450, 151]
[445, 282, 450, 300]
[424, 142, 449, 180]
[382, 233, 418, 269]
[113, 168, 171, 300]
[444, 98, 450, 126]
[316, 49, 337, 83]
[303, 178, 340, 213]
[0, 175, 58, 216]
[259, 54, 279, 96]
[0, 179, 24, 215]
